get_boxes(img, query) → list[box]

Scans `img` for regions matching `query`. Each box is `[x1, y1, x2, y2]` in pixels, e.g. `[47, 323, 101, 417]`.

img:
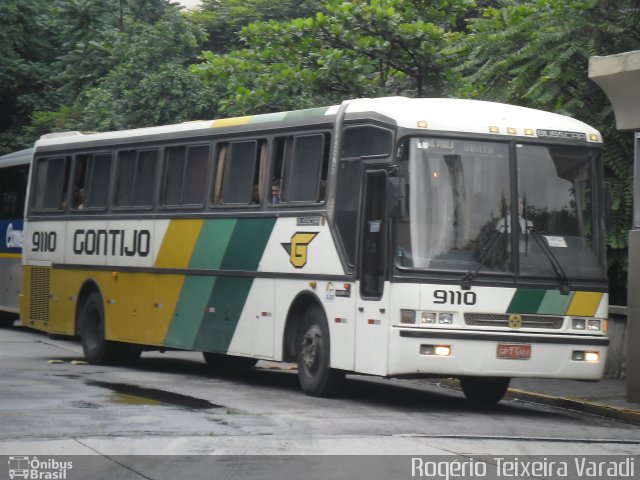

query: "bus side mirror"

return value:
[386, 177, 405, 218]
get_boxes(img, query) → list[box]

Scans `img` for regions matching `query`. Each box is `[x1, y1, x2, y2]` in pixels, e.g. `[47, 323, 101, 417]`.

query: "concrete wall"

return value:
[606, 306, 628, 380]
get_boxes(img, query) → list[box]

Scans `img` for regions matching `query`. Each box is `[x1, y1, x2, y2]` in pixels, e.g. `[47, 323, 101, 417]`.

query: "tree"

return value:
[193, 0, 325, 54]
[73, 5, 212, 130]
[0, 0, 63, 153]
[192, 0, 475, 115]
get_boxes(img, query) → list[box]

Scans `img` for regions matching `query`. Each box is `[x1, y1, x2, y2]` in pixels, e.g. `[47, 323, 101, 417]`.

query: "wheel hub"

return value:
[301, 326, 321, 372]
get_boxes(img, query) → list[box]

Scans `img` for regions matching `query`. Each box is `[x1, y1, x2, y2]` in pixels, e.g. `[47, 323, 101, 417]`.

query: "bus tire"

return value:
[296, 304, 344, 397]
[460, 376, 510, 405]
[80, 292, 140, 365]
[203, 352, 258, 373]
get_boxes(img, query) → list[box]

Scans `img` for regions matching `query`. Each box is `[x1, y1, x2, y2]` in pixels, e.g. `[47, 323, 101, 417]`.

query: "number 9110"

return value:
[433, 290, 477, 305]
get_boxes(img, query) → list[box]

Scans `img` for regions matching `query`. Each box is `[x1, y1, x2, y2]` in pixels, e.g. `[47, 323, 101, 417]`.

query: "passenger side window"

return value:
[271, 132, 330, 204]
[0, 164, 29, 219]
[163, 144, 209, 207]
[32, 156, 70, 211]
[71, 153, 112, 210]
[115, 149, 157, 208]
[213, 140, 264, 205]
[342, 125, 392, 159]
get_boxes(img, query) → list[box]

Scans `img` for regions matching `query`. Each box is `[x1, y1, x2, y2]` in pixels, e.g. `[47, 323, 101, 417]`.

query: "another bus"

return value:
[19, 97, 609, 403]
[0, 149, 30, 327]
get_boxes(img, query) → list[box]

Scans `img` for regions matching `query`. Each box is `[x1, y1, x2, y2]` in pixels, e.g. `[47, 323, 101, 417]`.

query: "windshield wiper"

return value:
[526, 225, 570, 295]
[460, 229, 505, 290]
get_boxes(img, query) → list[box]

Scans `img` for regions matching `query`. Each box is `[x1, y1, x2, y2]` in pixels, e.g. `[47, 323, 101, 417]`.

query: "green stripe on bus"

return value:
[250, 112, 288, 124]
[195, 217, 276, 352]
[164, 276, 217, 348]
[189, 218, 237, 269]
[283, 106, 331, 122]
[507, 289, 547, 314]
[537, 290, 574, 315]
[164, 219, 236, 348]
[219, 217, 276, 270]
[166, 218, 277, 352]
[193, 276, 254, 352]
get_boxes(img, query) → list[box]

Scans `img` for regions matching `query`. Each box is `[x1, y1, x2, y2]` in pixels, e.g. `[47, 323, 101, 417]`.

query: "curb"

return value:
[506, 388, 640, 426]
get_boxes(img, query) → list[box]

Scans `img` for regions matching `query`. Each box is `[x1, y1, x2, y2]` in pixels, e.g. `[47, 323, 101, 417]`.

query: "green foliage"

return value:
[0, 0, 63, 153]
[192, 0, 475, 114]
[193, 0, 324, 53]
[0, 0, 213, 149]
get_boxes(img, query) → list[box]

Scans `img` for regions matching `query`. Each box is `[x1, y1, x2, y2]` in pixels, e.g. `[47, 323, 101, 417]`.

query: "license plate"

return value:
[497, 343, 531, 359]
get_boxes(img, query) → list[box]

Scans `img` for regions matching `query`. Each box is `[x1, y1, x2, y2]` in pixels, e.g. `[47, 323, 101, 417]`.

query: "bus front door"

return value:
[355, 169, 390, 376]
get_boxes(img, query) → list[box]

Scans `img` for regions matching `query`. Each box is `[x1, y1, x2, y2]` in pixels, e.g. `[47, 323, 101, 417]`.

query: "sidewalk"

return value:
[508, 377, 640, 425]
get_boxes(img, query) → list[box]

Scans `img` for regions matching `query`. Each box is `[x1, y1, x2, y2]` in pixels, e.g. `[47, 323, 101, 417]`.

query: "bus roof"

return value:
[34, 97, 602, 150]
[0, 148, 33, 168]
[347, 97, 602, 142]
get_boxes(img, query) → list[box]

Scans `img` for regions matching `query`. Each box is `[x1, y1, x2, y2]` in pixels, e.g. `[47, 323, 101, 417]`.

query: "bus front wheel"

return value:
[80, 292, 140, 364]
[296, 304, 344, 397]
[460, 376, 510, 405]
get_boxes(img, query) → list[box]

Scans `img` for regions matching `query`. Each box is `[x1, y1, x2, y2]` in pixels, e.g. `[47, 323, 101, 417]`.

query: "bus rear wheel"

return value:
[0, 312, 17, 328]
[296, 304, 344, 397]
[80, 292, 140, 365]
[460, 376, 510, 405]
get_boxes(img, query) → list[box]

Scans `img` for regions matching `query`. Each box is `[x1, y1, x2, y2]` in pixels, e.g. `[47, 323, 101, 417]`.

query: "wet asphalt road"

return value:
[1, 324, 639, 461]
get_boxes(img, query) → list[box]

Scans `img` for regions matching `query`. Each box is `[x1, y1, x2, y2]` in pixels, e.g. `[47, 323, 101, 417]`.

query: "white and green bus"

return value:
[20, 97, 609, 403]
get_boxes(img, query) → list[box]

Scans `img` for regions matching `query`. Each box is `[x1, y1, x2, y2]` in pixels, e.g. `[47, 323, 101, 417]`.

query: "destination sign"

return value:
[536, 129, 586, 141]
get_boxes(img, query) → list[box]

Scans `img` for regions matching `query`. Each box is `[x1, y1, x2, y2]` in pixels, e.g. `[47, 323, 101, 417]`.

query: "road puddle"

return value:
[86, 380, 223, 409]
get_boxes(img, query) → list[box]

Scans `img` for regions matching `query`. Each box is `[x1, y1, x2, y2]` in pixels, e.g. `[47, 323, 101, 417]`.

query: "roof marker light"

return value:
[507, 127, 517, 135]
[417, 121, 428, 128]
[524, 129, 534, 136]
[489, 126, 500, 134]
[589, 134, 600, 142]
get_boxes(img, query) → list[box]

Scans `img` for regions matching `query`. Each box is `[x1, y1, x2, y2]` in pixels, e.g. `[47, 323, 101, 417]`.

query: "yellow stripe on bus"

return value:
[0, 253, 21, 259]
[566, 291, 603, 317]
[211, 116, 252, 128]
[155, 219, 203, 269]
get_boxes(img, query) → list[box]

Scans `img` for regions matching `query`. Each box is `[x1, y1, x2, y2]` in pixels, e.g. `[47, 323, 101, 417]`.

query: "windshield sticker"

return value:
[544, 236, 568, 248]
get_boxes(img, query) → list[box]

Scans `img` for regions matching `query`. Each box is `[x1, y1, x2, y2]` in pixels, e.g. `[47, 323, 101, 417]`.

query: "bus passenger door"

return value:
[355, 169, 390, 376]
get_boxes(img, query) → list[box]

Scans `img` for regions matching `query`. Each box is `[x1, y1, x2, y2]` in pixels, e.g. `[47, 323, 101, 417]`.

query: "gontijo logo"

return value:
[281, 232, 318, 268]
[2, 222, 24, 252]
[8, 456, 73, 479]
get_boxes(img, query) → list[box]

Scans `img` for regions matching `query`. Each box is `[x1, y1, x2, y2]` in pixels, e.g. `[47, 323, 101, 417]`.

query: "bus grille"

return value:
[464, 313, 564, 329]
[29, 267, 51, 323]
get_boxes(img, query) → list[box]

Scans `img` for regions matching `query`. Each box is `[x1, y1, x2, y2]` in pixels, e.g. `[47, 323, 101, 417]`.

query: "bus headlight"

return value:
[421, 312, 436, 324]
[438, 313, 453, 324]
[587, 319, 601, 331]
[572, 318, 586, 330]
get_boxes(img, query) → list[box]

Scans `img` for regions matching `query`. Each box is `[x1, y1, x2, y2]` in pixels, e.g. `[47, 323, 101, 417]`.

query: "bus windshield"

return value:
[394, 137, 606, 280]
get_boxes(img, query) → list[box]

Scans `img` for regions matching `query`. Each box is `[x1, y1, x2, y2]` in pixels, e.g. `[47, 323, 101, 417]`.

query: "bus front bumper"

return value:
[388, 328, 608, 379]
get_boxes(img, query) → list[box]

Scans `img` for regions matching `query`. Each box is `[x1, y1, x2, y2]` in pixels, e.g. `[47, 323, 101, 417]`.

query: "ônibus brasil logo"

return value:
[8, 456, 72, 480]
